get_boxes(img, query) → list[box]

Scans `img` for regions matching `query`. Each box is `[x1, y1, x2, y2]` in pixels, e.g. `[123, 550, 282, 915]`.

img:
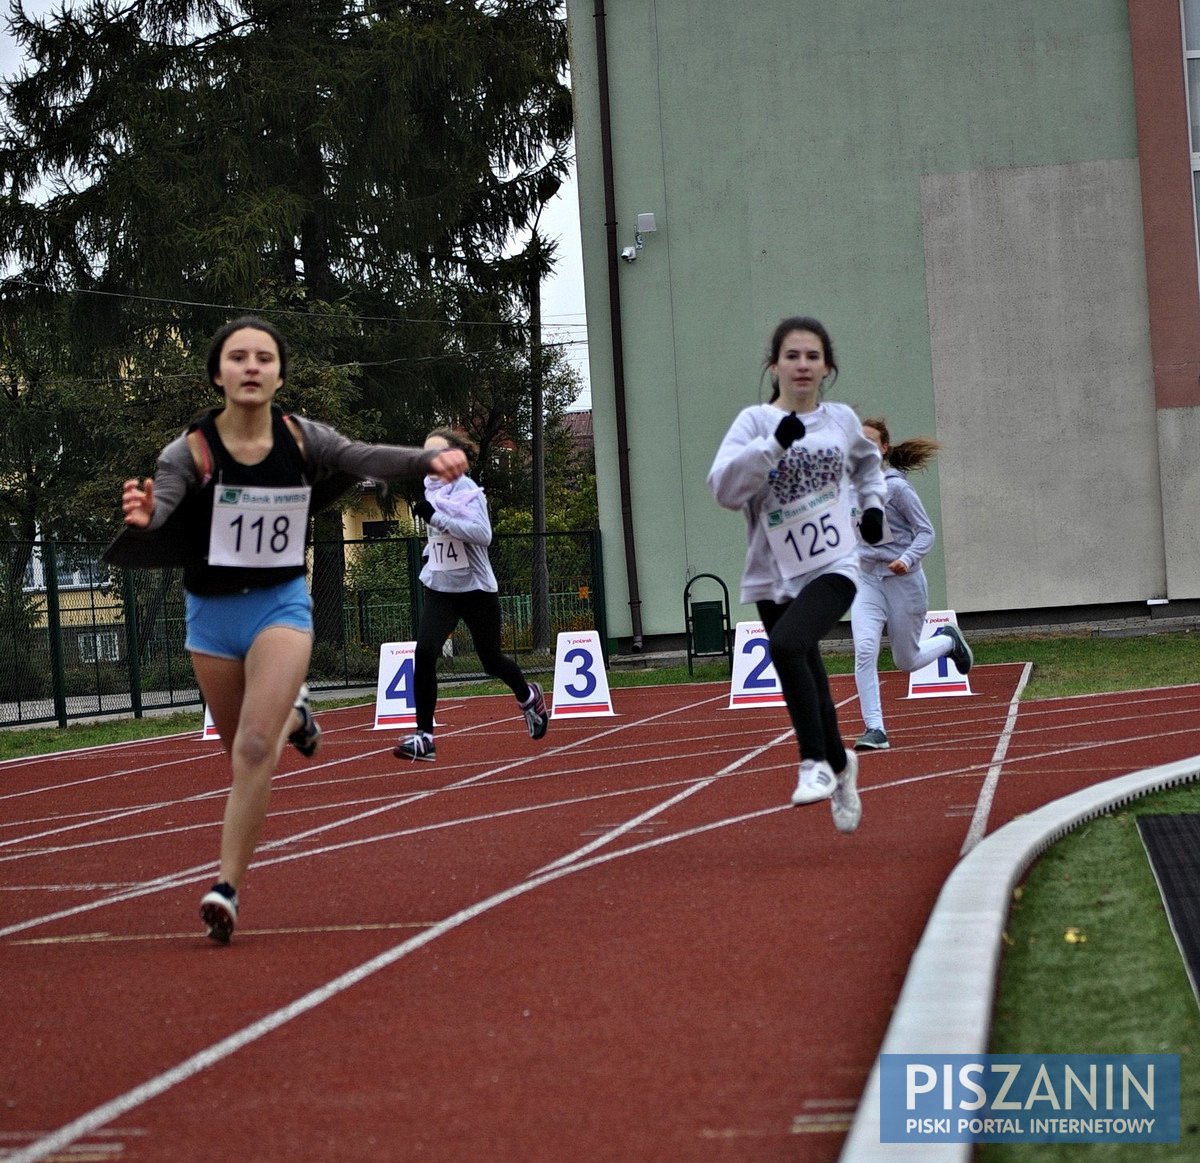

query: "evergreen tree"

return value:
[0, 0, 571, 507]
[1, 0, 571, 646]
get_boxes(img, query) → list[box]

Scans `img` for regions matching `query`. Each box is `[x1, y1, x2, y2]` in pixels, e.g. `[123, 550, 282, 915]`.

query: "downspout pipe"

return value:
[593, 0, 644, 651]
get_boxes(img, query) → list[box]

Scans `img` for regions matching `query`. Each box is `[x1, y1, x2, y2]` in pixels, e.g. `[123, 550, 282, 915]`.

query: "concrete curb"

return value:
[839, 753, 1200, 1161]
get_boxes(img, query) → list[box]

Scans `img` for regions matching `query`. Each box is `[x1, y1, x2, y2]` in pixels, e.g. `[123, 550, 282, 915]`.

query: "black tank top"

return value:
[182, 407, 312, 596]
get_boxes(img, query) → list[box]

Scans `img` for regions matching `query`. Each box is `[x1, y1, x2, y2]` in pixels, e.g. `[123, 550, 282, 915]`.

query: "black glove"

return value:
[411, 498, 434, 522]
[774, 411, 806, 449]
[860, 507, 884, 545]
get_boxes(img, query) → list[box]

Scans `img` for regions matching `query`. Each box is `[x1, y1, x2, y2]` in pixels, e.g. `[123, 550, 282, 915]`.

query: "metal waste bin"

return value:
[683, 574, 733, 675]
[690, 601, 726, 655]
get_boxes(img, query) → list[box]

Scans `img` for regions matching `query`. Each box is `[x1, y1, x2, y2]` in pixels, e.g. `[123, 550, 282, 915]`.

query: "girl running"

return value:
[393, 428, 548, 761]
[850, 417, 972, 751]
[110, 316, 466, 942]
[708, 316, 885, 832]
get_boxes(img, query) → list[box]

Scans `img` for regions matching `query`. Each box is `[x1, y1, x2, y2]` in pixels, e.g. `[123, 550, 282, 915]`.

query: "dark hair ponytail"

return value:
[861, 416, 940, 473]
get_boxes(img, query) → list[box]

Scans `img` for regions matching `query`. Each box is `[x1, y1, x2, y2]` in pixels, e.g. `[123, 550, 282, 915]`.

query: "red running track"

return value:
[2, 663, 1199, 1162]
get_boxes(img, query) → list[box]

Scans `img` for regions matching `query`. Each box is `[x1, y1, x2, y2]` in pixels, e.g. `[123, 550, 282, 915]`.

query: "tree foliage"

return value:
[0, 0, 574, 535]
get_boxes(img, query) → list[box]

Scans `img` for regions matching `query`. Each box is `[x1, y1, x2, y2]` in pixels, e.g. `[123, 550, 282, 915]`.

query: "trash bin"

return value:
[690, 600, 726, 656]
[683, 573, 733, 675]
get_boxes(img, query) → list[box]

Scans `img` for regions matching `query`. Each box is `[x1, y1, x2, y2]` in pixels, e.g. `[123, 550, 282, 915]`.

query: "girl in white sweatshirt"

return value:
[393, 428, 548, 761]
[850, 418, 972, 751]
[708, 316, 886, 832]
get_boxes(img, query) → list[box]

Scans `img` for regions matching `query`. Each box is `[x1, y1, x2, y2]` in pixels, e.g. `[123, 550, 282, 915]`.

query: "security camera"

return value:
[620, 246, 638, 263]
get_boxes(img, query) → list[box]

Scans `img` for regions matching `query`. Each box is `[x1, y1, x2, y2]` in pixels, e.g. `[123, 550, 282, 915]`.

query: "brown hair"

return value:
[764, 315, 838, 402]
[425, 427, 478, 460]
[206, 315, 288, 391]
[861, 416, 939, 473]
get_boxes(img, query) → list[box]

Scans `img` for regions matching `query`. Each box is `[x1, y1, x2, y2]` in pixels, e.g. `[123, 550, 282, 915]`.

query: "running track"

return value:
[3, 663, 1199, 1162]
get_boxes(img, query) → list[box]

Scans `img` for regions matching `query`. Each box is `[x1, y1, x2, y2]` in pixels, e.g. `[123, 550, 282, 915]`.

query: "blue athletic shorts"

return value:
[185, 576, 313, 660]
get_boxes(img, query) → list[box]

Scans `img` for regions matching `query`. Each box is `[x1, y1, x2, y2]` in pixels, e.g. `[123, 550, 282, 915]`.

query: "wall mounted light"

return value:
[620, 212, 658, 262]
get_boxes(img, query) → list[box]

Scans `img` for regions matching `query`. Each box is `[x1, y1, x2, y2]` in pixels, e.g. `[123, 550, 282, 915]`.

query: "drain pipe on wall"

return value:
[593, 0, 644, 651]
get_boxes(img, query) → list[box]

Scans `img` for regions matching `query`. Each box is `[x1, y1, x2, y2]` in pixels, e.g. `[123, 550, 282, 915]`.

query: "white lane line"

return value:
[0, 754, 221, 811]
[531, 727, 794, 875]
[2, 797, 787, 1163]
[966, 661, 1029, 855]
[0, 733, 770, 863]
[0, 729, 201, 769]
[0, 693, 731, 936]
[0, 710, 581, 852]
[0, 768, 782, 939]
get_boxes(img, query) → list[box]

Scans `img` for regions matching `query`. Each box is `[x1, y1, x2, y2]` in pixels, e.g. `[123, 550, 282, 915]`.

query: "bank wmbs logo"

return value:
[880, 1054, 1179, 1144]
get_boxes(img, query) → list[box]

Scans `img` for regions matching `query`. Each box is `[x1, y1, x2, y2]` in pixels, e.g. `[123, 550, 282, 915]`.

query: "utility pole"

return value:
[529, 231, 550, 652]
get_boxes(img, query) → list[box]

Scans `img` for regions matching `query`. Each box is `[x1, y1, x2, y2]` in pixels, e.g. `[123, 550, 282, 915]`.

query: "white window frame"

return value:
[78, 631, 121, 664]
[1184, 0, 1200, 275]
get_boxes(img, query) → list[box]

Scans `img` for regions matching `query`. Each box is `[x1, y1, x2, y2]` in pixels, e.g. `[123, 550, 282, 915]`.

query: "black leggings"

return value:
[414, 588, 531, 733]
[757, 572, 856, 770]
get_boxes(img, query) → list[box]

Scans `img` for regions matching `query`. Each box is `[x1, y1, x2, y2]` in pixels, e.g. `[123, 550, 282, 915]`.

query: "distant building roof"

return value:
[562, 409, 593, 455]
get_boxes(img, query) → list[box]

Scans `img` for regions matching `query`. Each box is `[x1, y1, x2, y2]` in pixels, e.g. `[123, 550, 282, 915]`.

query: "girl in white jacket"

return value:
[708, 317, 886, 832]
[850, 418, 972, 751]
[393, 428, 548, 761]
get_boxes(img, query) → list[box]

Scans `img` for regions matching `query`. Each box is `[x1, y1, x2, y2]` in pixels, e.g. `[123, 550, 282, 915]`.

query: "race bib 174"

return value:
[426, 532, 468, 572]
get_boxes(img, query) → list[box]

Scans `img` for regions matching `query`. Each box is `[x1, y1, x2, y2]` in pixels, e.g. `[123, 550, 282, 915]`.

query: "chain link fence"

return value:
[0, 531, 604, 728]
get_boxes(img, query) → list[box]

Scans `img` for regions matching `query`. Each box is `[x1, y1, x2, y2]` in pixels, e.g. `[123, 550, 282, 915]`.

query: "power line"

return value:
[2, 277, 587, 332]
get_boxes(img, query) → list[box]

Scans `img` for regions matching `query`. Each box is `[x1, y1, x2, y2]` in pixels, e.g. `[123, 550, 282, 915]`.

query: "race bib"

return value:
[208, 485, 310, 568]
[850, 499, 894, 545]
[426, 531, 467, 572]
[764, 486, 855, 579]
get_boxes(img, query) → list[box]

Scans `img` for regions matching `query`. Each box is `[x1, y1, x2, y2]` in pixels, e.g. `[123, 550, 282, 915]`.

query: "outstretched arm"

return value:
[121, 478, 156, 528]
[293, 416, 466, 484]
[427, 448, 467, 481]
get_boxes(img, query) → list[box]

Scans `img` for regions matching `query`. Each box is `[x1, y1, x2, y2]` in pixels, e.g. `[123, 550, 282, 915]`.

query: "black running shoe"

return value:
[521, 682, 549, 740]
[934, 624, 974, 674]
[394, 732, 436, 761]
[200, 882, 238, 945]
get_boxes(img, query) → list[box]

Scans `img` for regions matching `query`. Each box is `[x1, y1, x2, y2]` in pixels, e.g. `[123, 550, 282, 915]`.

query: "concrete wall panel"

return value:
[1156, 406, 1200, 599]
[921, 159, 1164, 609]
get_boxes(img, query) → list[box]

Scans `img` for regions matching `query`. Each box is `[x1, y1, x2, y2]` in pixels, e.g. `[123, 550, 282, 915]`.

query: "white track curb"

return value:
[839, 753, 1200, 1161]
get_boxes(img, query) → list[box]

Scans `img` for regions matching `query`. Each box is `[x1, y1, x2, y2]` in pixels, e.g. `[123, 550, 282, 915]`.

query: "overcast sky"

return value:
[0, 5, 592, 409]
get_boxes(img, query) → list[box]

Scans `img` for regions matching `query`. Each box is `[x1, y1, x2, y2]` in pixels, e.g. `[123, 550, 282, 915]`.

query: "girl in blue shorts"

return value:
[112, 316, 467, 943]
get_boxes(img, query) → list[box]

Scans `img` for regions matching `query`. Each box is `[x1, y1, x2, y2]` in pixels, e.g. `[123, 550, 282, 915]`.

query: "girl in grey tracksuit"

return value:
[708, 316, 885, 831]
[850, 418, 972, 751]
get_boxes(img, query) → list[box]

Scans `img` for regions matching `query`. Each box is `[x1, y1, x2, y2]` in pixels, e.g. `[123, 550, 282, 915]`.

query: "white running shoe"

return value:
[831, 750, 862, 833]
[791, 759, 836, 805]
[520, 681, 549, 740]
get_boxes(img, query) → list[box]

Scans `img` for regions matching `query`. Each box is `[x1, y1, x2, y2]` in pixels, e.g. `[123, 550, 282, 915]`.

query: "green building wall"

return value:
[567, 1, 1176, 645]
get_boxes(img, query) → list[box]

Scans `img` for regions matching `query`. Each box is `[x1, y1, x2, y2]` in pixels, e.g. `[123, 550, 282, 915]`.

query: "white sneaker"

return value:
[831, 750, 862, 833]
[791, 759, 836, 805]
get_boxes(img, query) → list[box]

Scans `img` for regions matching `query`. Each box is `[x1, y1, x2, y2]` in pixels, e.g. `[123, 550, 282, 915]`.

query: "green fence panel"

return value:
[0, 530, 602, 728]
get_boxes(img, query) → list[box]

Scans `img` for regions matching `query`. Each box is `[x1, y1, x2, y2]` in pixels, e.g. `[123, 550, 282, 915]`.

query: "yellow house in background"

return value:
[338, 485, 421, 543]
[20, 490, 424, 669]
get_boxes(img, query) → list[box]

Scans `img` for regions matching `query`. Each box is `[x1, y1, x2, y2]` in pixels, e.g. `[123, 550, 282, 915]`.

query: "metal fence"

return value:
[0, 531, 604, 728]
